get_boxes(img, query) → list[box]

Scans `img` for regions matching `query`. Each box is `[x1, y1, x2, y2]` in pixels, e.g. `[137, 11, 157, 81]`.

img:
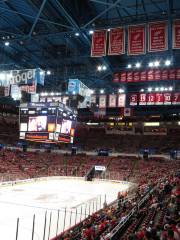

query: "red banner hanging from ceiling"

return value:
[148, 22, 168, 52]
[128, 25, 146, 55]
[108, 28, 125, 55]
[91, 30, 107, 57]
[173, 20, 180, 49]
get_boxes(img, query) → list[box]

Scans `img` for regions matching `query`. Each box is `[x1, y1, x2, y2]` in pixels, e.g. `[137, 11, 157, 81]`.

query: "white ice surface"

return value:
[0, 178, 129, 240]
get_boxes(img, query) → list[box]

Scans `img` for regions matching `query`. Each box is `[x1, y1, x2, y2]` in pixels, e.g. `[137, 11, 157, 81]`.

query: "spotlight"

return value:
[149, 62, 154, 67]
[127, 64, 132, 69]
[154, 61, 160, 67]
[47, 70, 51, 75]
[40, 71, 44, 75]
[165, 60, 171, 66]
[140, 89, 144, 92]
[97, 65, 102, 71]
[102, 65, 107, 71]
[4, 41, 9, 46]
[91, 90, 94, 94]
[118, 88, 124, 93]
[100, 89, 104, 94]
[75, 32, 80, 36]
[169, 86, 173, 91]
[107, 28, 111, 32]
[50, 92, 54, 96]
[155, 87, 159, 92]
[135, 62, 141, 68]
[148, 87, 152, 92]
[89, 30, 94, 35]
[160, 87, 164, 91]
[164, 88, 168, 91]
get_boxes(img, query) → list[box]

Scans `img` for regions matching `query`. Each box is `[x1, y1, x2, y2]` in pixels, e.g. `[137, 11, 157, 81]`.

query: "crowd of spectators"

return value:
[0, 148, 179, 240]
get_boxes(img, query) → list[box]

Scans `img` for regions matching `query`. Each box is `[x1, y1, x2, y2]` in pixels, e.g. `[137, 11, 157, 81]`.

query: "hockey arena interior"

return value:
[0, 1, 180, 240]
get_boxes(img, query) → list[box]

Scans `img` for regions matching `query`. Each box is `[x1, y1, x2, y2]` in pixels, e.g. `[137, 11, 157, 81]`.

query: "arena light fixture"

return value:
[102, 65, 107, 71]
[97, 65, 102, 71]
[75, 32, 80, 36]
[169, 86, 173, 91]
[40, 71, 44, 75]
[100, 89, 104, 94]
[91, 90, 94, 94]
[107, 28, 111, 32]
[160, 87, 164, 91]
[47, 70, 51, 75]
[118, 88, 124, 93]
[140, 88, 144, 92]
[89, 30, 94, 35]
[4, 41, 9, 46]
[127, 64, 132, 69]
[154, 61, 160, 67]
[148, 87, 152, 92]
[164, 87, 168, 91]
[135, 62, 141, 68]
[165, 60, 171, 66]
[148, 62, 154, 67]
[155, 87, 159, 92]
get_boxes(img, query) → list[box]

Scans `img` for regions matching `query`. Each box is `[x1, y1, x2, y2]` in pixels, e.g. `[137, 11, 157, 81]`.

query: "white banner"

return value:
[118, 94, 126, 107]
[99, 95, 106, 108]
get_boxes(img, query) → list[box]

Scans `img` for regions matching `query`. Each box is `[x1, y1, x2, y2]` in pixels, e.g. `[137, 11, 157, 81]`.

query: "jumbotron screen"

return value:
[19, 102, 77, 144]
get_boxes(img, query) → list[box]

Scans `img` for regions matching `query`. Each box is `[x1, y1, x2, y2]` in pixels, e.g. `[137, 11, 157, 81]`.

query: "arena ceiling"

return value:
[0, 0, 180, 90]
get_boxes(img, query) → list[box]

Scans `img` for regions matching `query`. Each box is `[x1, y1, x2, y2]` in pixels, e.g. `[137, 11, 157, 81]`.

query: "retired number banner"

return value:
[91, 30, 107, 57]
[173, 20, 180, 49]
[128, 25, 146, 55]
[148, 22, 168, 52]
[108, 28, 125, 55]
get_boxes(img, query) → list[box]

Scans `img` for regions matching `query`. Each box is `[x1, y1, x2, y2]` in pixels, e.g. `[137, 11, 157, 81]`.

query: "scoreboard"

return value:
[19, 102, 77, 144]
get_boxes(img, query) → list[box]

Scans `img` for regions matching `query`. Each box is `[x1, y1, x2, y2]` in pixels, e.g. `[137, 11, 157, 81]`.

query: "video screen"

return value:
[61, 119, 72, 135]
[28, 116, 47, 132]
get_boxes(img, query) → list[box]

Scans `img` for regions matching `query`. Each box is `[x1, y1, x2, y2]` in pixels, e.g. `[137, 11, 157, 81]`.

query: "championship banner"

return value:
[147, 70, 154, 81]
[108, 28, 125, 55]
[173, 20, 180, 49]
[176, 69, 180, 80]
[127, 72, 133, 82]
[148, 22, 168, 52]
[91, 30, 107, 57]
[161, 69, 169, 80]
[120, 72, 127, 82]
[154, 70, 161, 81]
[113, 73, 120, 83]
[140, 71, 147, 82]
[139, 93, 147, 105]
[128, 25, 146, 55]
[172, 93, 180, 105]
[129, 94, 138, 106]
[99, 95, 106, 108]
[169, 69, 176, 80]
[109, 94, 117, 107]
[134, 72, 140, 82]
[155, 93, 164, 105]
[118, 94, 126, 107]
[164, 93, 172, 105]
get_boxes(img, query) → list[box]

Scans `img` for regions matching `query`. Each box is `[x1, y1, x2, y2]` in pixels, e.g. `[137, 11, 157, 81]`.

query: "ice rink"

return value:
[0, 177, 130, 240]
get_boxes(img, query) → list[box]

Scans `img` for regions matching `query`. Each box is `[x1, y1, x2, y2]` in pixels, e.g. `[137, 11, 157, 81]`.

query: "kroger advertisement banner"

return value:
[91, 30, 107, 57]
[173, 20, 180, 49]
[148, 22, 168, 52]
[0, 68, 44, 87]
[128, 25, 146, 55]
[108, 28, 125, 55]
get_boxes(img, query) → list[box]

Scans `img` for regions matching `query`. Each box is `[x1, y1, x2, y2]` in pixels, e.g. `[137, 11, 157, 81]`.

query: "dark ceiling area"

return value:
[0, 0, 179, 90]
